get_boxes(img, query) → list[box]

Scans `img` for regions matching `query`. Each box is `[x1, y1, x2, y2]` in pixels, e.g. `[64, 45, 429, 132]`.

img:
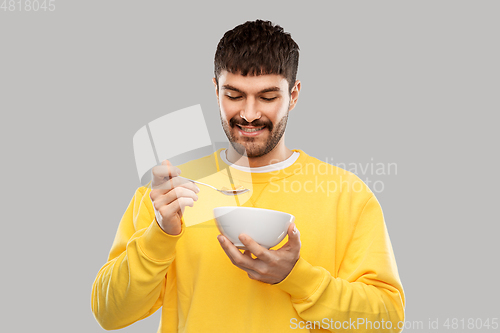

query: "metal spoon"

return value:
[179, 176, 249, 196]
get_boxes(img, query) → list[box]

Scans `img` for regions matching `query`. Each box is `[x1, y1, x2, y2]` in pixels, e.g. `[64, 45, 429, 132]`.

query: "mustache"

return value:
[229, 117, 272, 130]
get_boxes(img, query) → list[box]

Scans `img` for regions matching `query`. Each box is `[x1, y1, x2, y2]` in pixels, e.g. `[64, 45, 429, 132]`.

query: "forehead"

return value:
[219, 70, 288, 93]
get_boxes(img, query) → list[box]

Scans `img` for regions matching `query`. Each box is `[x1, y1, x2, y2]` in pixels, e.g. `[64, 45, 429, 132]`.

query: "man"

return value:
[92, 20, 405, 332]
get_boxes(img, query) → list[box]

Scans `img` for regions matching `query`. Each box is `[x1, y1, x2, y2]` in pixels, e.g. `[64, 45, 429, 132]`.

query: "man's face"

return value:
[214, 71, 297, 158]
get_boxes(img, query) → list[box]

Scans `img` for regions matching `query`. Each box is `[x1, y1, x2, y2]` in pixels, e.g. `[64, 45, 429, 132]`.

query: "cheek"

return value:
[267, 101, 289, 122]
[220, 100, 240, 120]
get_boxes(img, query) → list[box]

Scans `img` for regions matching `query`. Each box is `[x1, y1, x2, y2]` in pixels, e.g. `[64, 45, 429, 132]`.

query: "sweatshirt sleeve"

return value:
[275, 195, 405, 332]
[91, 187, 184, 330]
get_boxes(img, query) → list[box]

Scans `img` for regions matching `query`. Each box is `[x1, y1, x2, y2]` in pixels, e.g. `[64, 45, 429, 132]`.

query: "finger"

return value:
[238, 234, 271, 261]
[150, 179, 199, 203]
[151, 170, 175, 189]
[238, 255, 267, 281]
[152, 176, 200, 193]
[152, 163, 182, 178]
[243, 249, 261, 261]
[218, 236, 268, 282]
[153, 187, 199, 209]
[151, 164, 182, 185]
[158, 197, 195, 219]
[217, 235, 255, 270]
[174, 178, 201, 194]
[151, 181, 194, 201]
[161, 159, 175, 167]
[176, 197, 195, 215]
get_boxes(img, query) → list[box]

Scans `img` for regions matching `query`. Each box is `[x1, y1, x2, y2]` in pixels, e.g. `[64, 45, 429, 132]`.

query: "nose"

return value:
[240, 99, 261, 123]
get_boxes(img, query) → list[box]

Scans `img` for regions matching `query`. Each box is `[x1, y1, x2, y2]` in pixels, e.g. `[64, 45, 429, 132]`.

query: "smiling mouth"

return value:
[236, 124, 266, 133]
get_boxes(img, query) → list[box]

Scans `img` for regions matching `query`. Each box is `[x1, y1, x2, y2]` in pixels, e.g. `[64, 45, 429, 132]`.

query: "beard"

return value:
[220, 108, 289, 158]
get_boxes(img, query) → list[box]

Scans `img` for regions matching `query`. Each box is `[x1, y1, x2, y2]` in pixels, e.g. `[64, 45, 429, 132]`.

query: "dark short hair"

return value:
[214, 20, 299, 94]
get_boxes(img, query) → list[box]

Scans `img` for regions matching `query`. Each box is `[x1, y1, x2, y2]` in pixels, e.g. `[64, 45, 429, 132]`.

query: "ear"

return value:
[212, 77, 219, 102]
[288, 80, 301, 112]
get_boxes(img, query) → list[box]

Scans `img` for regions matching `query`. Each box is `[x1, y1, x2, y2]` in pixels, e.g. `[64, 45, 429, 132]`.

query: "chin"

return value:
[229, 141, 270, 158]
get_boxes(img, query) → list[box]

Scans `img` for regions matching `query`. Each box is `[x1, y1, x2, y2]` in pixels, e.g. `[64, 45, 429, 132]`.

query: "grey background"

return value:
[1, 1, 498, 332]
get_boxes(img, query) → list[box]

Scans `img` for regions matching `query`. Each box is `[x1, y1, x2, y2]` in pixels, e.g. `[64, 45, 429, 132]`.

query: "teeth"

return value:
[239, 126, 264, 132]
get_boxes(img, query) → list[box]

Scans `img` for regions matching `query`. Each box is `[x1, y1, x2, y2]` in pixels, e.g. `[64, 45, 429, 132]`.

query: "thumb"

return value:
[286, 222, 301, 248]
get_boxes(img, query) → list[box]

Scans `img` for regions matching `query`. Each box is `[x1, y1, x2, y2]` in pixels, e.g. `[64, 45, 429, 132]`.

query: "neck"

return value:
[226, 140, 293, 168]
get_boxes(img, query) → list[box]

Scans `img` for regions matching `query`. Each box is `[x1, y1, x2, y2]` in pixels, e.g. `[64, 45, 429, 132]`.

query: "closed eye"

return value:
[261, 97, 277, 101]
[226, 95, 242, 100]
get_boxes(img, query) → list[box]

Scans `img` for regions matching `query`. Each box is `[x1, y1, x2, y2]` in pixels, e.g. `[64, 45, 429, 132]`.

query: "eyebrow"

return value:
[221, 84, 282, 94]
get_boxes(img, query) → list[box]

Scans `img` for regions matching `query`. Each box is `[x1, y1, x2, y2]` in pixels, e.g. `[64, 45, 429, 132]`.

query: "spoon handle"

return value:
[178, 176, 218, 191]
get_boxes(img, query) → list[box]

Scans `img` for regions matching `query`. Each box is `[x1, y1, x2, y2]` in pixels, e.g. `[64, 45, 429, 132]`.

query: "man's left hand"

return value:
[217, 223, 301, 284]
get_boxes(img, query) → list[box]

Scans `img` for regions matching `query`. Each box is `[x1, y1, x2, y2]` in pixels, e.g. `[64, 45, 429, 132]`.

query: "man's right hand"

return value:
[149, 160, 199, 235]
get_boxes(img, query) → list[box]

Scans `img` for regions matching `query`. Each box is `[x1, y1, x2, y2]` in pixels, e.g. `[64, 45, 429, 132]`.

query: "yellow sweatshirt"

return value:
[92, 149, 405, 332]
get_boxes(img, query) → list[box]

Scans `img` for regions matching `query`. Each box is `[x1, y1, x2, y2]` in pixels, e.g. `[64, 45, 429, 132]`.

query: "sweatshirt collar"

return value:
[215, 148, 309, 184]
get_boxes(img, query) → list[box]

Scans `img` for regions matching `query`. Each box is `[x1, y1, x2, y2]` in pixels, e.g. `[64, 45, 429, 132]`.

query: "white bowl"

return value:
[213, 207, 295, 249]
